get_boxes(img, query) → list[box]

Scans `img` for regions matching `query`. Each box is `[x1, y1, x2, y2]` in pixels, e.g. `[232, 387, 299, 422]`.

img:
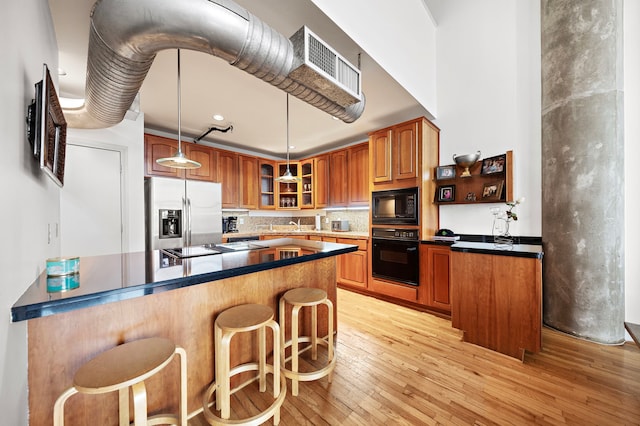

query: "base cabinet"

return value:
[336, 238, 368, 289]
[418, 245, 451, 314]
[451, 250, 542, 360]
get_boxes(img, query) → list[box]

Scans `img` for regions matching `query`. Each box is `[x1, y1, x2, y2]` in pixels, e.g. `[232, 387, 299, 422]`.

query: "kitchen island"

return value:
[12, 238, 356, 425]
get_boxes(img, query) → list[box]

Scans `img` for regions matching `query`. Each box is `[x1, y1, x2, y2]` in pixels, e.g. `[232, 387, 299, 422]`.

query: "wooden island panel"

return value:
[28, 257, 336, 426]
[451, 251, 542, 360]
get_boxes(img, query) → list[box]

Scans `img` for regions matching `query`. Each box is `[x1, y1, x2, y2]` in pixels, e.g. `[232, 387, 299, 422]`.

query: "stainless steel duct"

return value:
[63, 0, 365, 129]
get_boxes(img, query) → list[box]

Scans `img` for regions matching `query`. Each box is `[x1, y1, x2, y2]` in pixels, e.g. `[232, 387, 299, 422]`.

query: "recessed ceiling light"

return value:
[58, 68, 67, 76]
[59, 97, 85, 109]
[289, 145, 296, 150]
[213, 114, 224, 121]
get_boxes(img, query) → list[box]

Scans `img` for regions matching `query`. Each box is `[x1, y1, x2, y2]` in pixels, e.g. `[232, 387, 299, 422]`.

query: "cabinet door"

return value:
[300, 159, 314, 208]
[394, 120, 419, 181]
[370, 129, 392, 183]
[217, 149, 239, 208]
[239, 155, 259, 209]
[259, 160, 275, 209]
[348, 143, 369, 206]
[427, 246, 451, 312]
[144, 134, 183, 178]
[314, 155, 329, 208]
[329, 149, 348, 207]
[276, 162, 300, 209]
[337, 250, 367, 288]
[184, 143, 217, 182]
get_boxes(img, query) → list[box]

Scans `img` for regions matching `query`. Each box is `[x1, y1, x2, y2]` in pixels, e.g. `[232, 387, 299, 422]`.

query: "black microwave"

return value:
[371, 187, 419, 225]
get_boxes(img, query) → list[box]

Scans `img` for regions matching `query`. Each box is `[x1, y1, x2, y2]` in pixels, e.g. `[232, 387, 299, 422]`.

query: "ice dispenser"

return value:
[159, 209, 182, 239]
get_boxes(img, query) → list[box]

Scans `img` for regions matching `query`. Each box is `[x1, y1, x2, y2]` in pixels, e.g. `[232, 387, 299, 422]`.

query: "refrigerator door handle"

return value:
[186, 197, 192, 246]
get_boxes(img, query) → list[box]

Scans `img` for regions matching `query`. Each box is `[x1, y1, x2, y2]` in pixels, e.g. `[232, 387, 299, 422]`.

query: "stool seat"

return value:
[215, 304, 274, 331]
[74, 337, 175, 393]
[282, 288, 327, 306]
[54, 337, 187, 426]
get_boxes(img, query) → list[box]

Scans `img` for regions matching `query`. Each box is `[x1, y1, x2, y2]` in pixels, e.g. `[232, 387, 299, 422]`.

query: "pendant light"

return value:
[156, 49, 201, 169]
[275, 94, 301, 182]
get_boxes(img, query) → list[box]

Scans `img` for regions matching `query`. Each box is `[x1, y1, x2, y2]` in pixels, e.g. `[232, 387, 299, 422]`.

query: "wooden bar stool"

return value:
[53, 337, 187, 426]
[203, 303, 286, 425]
[279, 288, 336, 396]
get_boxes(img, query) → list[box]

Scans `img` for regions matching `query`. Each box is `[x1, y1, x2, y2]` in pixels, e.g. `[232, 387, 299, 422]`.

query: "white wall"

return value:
[428, 0, 541, 237]
[67, 114, 146, 254]
[624, 0, 640, 326]
[1, 1, 60, 424]
[310, 0, 438, 119]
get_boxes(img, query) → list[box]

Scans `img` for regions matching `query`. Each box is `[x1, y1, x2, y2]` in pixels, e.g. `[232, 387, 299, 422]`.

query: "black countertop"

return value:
[12, 238, 357, 322]
[421, 235, 543, 259]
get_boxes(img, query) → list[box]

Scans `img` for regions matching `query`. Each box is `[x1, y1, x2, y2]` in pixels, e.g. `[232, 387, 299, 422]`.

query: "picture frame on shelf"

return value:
[481, 154, 506, 175]
[482, 180, 504, 200]
[436, 165, 456, 180]
[436, 185, 456, 202]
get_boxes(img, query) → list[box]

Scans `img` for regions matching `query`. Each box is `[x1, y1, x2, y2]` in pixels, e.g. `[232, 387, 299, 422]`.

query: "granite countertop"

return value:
[422, 236, 543, 259]
[11, 238, 358, 322]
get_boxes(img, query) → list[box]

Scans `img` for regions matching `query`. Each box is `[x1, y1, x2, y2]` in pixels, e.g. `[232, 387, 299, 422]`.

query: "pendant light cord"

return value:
[177, 49, 182, 154]
[285, 93, 290, 171]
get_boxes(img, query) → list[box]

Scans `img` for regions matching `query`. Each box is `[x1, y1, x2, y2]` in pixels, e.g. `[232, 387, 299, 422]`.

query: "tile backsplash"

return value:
[223, 209, 369, 233]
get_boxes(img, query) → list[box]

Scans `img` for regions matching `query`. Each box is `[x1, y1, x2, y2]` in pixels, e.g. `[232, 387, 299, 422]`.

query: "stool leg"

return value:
[258, 323, 267, 392]
[291, 304, 302, 396]
[175, 347, 188, 426]
[214, 323, 222, 411]
[53, 387, 78, 426]
[219, 332, 234, 419]
[279, 297, 286, 369]
[118, 387, 129, 426]
[311, 304, 318, 360]
[326, 299, 335, 383]
[130, 381, 148, 426]
[268, 319, 282, 425]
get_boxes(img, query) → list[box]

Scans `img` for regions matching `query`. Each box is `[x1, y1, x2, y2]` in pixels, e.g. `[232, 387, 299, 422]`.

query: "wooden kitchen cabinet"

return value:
[184, 143, 217, 181]
[144, 134, 183, 178]
[314, 154, 329, 208]
[239, 154, 259, 209]
[329, 149, 349, 207]
[259, 160, 276, 209]
[300, 159, 314, 208]
[275, 162, 300, 209]
[369, 119, 418, 186]
[348, 143, 369, 206]
[336, 238, 368, 289]
[217, 149, 239, 208]
[451, 250, 542, 360]
[418, 244, 451, 314]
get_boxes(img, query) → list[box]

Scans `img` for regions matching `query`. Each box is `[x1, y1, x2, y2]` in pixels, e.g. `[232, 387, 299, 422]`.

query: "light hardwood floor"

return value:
[190, 288, 640, 425]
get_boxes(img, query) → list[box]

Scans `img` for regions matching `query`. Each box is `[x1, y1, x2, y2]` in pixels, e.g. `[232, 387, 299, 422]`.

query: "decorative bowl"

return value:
[453, 151, 481, 177]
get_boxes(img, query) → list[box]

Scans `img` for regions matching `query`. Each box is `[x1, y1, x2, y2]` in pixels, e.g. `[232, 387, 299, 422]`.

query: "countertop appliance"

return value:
[331, 220, 349, 232]
[371, 227, 420, 286]
[145, 177, 222, 250]
[223, 216, 238, 233]
[372, 187, 419, 226]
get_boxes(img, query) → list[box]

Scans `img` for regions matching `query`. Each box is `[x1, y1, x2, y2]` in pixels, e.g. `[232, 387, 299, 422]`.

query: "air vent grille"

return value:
[289, 26, 362, 107]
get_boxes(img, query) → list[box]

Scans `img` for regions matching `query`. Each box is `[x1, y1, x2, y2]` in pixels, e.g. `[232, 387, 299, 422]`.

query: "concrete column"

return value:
[541, 0, 624, 344]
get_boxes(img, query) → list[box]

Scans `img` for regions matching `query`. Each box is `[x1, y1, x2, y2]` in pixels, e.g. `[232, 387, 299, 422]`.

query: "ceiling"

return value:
[48, 0, 429, 159]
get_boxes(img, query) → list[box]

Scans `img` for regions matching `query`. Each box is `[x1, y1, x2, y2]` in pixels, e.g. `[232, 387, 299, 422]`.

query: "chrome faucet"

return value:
[289, 219, 301, 231]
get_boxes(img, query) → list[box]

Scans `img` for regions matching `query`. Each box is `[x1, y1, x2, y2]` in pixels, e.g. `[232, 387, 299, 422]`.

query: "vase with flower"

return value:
[490, 197, 525, 248]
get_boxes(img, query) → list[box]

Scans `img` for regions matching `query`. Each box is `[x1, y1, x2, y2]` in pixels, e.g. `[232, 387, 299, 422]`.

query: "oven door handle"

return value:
[406, 246, 417, 253]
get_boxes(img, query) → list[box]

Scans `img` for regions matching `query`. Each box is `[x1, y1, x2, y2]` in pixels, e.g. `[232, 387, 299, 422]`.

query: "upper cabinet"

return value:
[184, 143, 217, 182]
[314, 154, 329, 209]
[217, 149, 240, 208]
[239, 154, 259, 209]
[259, 160, 276, 209]
[348, 142, 369, 206]
[300, 159, 315, 209]
[275, 162, 300, 209]
[329, 149, 349, 207]
[145, 134, 183, 179]
[369, 119, 420, 188]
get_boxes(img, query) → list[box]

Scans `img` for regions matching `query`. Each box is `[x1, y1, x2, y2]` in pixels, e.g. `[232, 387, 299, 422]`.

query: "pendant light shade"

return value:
[275, 94, 301, 182]
[156, 49, 201, 170]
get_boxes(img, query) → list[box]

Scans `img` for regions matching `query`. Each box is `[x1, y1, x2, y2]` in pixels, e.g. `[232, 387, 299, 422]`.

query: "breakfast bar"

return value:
[12, 238, 356, 425]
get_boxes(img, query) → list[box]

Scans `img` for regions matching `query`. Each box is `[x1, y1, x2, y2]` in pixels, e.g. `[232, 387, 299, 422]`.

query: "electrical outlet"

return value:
[239, 217, 244, 225]
[325, 217, 329, 224]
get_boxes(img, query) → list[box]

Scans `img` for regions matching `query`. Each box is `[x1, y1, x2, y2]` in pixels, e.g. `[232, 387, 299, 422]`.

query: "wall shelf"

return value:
[433, 150, 513, 205]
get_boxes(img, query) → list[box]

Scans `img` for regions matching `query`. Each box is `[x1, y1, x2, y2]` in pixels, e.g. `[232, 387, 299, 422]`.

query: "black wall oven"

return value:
[371, 228, 419, 286]
[371, 187, 419, 226]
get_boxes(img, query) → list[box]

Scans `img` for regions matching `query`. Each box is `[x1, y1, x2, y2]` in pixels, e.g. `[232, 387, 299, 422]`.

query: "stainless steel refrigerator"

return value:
[145, 177, 223, 250]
